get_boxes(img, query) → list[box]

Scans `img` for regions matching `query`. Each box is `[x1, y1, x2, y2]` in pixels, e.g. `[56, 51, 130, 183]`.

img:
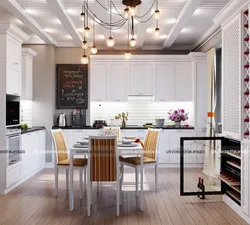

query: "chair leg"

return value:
[135, 166, 138, 197]
[117, 180, 120, 216]
[90, 181, 92, 205]
[120, 164, 124, 203]
[155, 164, 158, 192]
[87, 179, 91, 216]
[84, 168, 87, 190]
[55, 167, 59, 197]
[66, 169, 69, 190]
[79, 169, 83, 199]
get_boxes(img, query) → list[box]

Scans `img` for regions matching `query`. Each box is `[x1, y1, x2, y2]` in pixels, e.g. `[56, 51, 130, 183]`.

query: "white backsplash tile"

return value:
[90, 99, 194, 126]
[20, 100, 33, 127]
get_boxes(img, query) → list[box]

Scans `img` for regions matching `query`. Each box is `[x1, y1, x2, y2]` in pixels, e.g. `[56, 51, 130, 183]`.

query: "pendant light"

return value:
[129, 16, 136, 47]
[154, 19, 160, 36]
[123, 6, 130, 18]
[81, 48, 88, 64]
[154, 0, 160, 19]
[82, 38, 88, 49]
[125, 19, 131, 59]
[107, 1, 115, 47]
[80, 5, 85, 21]
[130, 6, 136, 16]
[84, 0, 90, 37]
[91, 15, 98, 54]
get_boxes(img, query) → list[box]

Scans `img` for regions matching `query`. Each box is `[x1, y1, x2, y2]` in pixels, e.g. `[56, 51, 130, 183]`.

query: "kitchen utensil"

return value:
[58, 113, 66, 127]
[93, 120, 107, 128]
[155, 118, 165, 127]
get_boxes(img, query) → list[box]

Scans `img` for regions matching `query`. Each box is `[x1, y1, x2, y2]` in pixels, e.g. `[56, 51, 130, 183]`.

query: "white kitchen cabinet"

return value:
[174, 64, 192, 101]
[158, 130, 167, 163]
[155, 64, 175, 102]
[22, 48, 37, 100]
[90, 64, 107, 101]
[128, 63, 154, 95]
[7, 36, 21, 71]
[108, 64, 127, 101]
[6, 66, 21, 96]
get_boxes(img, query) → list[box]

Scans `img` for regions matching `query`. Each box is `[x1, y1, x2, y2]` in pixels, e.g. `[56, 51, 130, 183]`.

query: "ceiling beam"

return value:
[136, 22, 149, 49]
[46, 0, 83, 46]
[1, 0, 57, 45]
[162, 0, 203, 49]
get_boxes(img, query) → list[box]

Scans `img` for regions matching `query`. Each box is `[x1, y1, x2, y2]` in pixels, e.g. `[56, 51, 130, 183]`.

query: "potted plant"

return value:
[168, 109, 189, 127]
[115, 112, 128, 128]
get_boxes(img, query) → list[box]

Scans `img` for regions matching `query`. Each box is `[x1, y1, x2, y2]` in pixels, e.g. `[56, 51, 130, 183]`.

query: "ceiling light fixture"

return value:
[81, 53, 88, 64]
[82, 38, 88, 49]
[79, 0, 160, 61]
[155, 19, 160, 36]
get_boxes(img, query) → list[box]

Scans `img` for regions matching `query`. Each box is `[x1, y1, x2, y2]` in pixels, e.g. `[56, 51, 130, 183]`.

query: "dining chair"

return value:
[87, 136, 122, 216]
[51, 129, 87, 198]
[119, 128, 161, 195]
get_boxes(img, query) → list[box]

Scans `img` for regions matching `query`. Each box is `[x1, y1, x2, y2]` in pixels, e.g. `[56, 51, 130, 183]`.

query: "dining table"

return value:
[69, 138, 145, 212]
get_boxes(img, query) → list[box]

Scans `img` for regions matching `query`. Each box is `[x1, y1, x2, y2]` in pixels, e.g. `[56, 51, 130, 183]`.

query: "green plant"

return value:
[21, 124, 28, 131]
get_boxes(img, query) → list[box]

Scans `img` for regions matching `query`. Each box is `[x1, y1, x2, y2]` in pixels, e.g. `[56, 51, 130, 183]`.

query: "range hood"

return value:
[127, 95, 154, 102]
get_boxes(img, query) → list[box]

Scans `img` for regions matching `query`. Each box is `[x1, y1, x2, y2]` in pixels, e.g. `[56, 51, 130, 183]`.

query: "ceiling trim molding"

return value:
[1, 0, 57, 45]
[161, 0, 203, 49]
[22, 48, 37, 57]
[0, 22, 29, 43]
[46, 0, 83, 46]
[213, 0, 250, 27]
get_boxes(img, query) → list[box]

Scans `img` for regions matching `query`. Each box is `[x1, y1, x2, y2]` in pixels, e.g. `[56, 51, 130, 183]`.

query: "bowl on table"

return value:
[121, 139, 134, 144]
[76, 140, 89, 145]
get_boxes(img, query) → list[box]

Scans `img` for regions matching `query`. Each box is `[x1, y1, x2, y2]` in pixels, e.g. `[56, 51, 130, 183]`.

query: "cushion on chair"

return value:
[57, 158, 88, 167]
[119, 156, 156, 165]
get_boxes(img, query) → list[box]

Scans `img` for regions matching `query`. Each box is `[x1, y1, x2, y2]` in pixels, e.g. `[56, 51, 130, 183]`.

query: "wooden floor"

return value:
[0, 168, 248, 225]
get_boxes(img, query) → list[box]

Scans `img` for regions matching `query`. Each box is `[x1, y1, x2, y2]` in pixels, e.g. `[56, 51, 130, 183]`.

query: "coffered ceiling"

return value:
[0, 0, 231, 50]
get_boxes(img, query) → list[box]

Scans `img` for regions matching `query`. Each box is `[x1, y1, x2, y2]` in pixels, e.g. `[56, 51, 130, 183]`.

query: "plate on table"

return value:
[118, 143, 138, 147]
[124, 136, 136, 139]
[122, 139, 134, 144]
[73, 144, 88, 148]
[76, 140, 89, 145]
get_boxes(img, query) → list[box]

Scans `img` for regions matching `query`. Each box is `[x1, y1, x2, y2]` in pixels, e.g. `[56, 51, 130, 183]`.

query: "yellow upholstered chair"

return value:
[87, 136, 122, 216]
[51, 129, 87, 198]
[119, 128, 161, 194]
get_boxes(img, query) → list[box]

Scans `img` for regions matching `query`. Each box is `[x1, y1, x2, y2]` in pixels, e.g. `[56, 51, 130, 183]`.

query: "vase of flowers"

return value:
[115, 112, 128, 128]
[168, 109, 189, 127]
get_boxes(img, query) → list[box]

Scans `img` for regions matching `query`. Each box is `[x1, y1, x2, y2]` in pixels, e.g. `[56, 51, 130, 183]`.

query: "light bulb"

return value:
[80, 12, 84, 21]
[125, 51, 131, 59]
[154, 9, 160, 19]
[107, 36, 115, 47]
[154, 27, 160, 36]
[129, 38, 136, 47]
[91, 45, 98, 54]
[81, 40, 88, 49]
[130, 7, 136, 16]
[123, 7, 130, 18]
[81, 54, 88, 64]
[84, 27, 90, 37]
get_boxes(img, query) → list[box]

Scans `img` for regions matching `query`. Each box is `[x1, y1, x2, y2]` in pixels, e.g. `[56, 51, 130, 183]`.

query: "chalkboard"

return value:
[56, 64, 88, 109]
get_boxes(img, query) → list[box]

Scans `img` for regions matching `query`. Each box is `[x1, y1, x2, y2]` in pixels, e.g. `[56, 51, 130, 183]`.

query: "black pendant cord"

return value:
[131, 16, 134, 37]
[109, 1, 112, 37]
[93, 15, 96, 46]
[127, 18, 130, 51]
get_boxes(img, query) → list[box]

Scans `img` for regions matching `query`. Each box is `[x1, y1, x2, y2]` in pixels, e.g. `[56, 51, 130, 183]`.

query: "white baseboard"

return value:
[224, 195, 249, 223]
[3, 165, 45, 195]
[45, 163, 55, 168]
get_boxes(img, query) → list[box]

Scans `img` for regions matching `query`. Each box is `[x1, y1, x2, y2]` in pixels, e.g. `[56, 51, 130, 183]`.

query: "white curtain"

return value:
[202, 48, 217, 178]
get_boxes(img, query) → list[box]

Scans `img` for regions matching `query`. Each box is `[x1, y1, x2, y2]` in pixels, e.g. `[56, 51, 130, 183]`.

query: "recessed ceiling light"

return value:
[165, 18, 177, 24]
[193, 8, 203, 16]
[146, 28, 154, 33]
[65, 35, 73, 40]
[66, 8, 79, 15]
[52, 18, 62, 25]
[44, 28, 56, 33]
[25, 8, 37, 15]
[159, 34, 169, 39]
[181, 28, 191, 33]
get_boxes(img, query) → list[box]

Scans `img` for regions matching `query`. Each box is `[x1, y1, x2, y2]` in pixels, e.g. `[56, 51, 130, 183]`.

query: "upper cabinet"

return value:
[22, 48, 37, 100]
[107, 63, 128, 101]
[128, 63, 154, 95]
[155, 64, 175, 101]
[174, 63, 192, 101]
[0, 23, 29, 96]
[90, 63, 108, 101]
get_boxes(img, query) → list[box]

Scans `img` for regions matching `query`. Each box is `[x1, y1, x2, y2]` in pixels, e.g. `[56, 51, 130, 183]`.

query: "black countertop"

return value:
[52, 125, 194, 130]
[21, 126, 46, 134]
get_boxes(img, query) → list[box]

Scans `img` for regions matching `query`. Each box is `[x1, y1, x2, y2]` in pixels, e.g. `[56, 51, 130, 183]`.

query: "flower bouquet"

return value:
[168, 109, 189, 126]
[115, 112, 128, 128]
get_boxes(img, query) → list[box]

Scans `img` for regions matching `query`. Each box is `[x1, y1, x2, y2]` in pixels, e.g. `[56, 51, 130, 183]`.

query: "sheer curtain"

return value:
[202, 48, 217, 178]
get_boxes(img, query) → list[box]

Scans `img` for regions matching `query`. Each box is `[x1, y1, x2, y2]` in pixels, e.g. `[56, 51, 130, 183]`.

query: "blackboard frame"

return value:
[56, 64, 88, 109]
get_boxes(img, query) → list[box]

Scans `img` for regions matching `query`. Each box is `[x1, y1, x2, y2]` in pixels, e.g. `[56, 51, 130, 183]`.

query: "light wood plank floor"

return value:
[0, 168, 248, 225]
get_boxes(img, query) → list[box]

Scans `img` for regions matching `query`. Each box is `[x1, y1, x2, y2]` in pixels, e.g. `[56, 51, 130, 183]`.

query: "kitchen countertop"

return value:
[52, 125, 195, 130]
[21, 126, 46, 134]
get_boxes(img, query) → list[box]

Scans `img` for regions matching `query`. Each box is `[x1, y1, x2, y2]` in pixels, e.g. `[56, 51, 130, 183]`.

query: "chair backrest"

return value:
[51, 129, 68, 163]
[103, 127, 121, 139]
[88, 136, 118, 182]
[143, 128, 161, 160]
